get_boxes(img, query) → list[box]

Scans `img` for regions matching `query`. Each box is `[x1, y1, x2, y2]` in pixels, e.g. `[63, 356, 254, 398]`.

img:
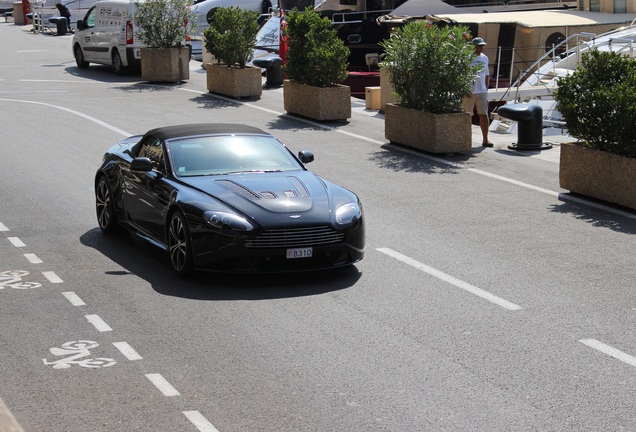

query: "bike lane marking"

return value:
[85, 314, 113, 332]
[62, 291, 86, 306]
[183, 411, 221, 432]
[377, 247, 523, 311]
[146, 373, 180, 397]
[42, 341, 116, 369]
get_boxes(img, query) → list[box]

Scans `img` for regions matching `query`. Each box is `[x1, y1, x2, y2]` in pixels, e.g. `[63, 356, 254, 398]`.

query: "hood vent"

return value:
[286, 176, 310, 197]
[216, 180, 261, 200]
[260, 191, 278, 199]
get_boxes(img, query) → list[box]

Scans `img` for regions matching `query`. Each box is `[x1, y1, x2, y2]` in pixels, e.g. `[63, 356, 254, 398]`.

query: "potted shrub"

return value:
[554, 50, 636, 210]
[203, 6, 262, 99]
[283, 7, 351, 121]
[133, 0, 195, 83]
[379, 23, 479, 154]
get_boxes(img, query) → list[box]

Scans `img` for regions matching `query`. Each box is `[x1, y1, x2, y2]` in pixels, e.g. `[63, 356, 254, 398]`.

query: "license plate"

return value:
[286, 247, 313, 259]
[134, 49, 141, 59]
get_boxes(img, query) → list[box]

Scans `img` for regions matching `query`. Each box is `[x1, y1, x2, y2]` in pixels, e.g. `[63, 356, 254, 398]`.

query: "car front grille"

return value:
[246, 226, 345, 249]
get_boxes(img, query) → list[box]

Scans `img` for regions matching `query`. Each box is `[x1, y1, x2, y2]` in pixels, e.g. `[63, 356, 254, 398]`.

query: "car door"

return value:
[76, 6, 99, 62]
[122, 136, 173, 240]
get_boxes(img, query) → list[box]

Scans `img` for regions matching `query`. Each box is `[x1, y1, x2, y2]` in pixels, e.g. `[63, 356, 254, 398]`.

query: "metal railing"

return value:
[488, 26, 636, 103]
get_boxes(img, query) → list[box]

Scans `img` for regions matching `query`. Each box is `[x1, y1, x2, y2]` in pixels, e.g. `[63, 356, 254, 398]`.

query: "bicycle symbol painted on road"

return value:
[42, 341, 116, 369]
[0, 270, 42, 290]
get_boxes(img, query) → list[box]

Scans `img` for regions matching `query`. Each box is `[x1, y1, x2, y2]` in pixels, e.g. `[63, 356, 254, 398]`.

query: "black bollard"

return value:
[497, 104, 552, 151]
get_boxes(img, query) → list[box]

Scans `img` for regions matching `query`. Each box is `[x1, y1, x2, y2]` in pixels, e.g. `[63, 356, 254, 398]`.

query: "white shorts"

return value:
[463, 93, 489, 115]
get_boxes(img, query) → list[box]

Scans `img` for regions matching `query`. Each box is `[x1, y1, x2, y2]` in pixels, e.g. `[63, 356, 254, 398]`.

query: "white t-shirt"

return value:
[472, 53, 489, 94]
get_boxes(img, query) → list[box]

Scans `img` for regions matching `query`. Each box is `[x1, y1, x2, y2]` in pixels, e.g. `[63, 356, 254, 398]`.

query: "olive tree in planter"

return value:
[554, 50, 636, 210]
[204, 7, 262, 99]
[133, 0, 195, 83]
[380, 23, 479, 154]
[283, 7, 351, 121]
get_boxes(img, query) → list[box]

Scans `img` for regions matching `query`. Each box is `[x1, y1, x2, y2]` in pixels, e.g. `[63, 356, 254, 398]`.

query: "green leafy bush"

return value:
[379, 23, 478, 114]
[554, 50, 636, 158]
[284, 7, 349, 87]
[203, 7, 260, 68]
[133, 0, 196, 48]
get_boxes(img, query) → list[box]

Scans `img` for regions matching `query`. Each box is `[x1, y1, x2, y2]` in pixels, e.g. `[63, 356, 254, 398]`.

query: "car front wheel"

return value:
[168, 211, 194, 276]
[95, 177, 118, 233]
[74, 45, 89, 68]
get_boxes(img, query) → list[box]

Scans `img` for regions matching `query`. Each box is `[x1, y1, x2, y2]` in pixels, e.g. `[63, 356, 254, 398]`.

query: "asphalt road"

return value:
[1, 20, 636, 432]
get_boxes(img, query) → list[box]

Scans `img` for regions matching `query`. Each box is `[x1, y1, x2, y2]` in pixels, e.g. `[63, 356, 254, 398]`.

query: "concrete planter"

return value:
[560, 143, 636, 210]
[141, 47, 190, 83]
[206, 64, 262, 99]
[379, 65, 396, 113]
[283, 80, 351, 121]
[384, 103, 472, 154]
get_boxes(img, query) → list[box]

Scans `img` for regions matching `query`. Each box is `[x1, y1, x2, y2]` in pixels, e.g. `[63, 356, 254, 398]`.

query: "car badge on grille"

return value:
[289, 215, 301, 219]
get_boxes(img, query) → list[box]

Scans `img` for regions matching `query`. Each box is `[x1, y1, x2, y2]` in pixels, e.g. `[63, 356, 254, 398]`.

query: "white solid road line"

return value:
[62, 291, 85, 306]
[377, 247, 523, 311]
[183, 411, 221, 432]
[85, 314, 113, 332]
[579, 339, 636, 369]
[146, 373, 180, 397]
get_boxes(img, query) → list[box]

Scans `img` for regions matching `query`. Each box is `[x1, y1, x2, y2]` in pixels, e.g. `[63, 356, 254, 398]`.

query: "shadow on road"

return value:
[550, 194, 636, 234]
[80, 228, 362, 300]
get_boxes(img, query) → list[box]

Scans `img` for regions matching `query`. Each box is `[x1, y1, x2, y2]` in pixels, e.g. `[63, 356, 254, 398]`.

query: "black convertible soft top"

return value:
[146, 124, 268, 141]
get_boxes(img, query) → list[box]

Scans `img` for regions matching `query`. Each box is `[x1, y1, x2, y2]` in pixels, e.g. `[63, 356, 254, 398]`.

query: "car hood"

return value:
[181, 171, 331, 217]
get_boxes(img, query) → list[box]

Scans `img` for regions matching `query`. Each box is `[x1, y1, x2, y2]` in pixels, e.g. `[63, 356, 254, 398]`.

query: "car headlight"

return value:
[204, 211, 254, 232]
[335, 202, 361, 227]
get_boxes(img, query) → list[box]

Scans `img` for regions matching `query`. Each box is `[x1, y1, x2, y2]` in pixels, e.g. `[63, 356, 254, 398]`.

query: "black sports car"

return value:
[94, 124, 365, 275]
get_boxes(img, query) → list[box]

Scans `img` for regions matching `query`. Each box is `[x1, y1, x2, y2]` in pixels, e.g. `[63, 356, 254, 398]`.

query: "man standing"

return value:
[463, 37, 492, 147]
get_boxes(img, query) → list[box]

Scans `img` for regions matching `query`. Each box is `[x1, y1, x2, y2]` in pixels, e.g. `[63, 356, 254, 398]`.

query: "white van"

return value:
[72, 0, 143, 74]
[189, 0, 269, 60]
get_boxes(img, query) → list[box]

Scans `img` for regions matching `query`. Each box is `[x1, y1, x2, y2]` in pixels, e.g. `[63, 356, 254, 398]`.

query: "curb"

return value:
[0, 397, 25, 432]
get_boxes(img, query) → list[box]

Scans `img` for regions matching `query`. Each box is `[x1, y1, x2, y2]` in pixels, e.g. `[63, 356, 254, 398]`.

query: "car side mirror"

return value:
[77, 19, 87, 30]
[298, 151, 314, 164]
[130, 157, 154, 172]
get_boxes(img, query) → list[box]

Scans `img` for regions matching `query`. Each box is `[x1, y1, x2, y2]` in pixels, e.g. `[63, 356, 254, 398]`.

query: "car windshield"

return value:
[167, 134, 303, 177]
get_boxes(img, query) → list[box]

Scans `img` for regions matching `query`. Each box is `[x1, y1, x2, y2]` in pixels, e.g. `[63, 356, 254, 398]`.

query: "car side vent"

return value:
[216, 180, 261, 200]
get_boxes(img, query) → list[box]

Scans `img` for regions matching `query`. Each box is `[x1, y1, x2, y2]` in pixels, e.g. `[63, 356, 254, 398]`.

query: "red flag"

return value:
[279, 1, 288, 65]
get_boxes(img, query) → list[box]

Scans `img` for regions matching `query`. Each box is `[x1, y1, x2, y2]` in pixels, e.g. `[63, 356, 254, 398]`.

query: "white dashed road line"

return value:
[0, 223, 8, 231]
[24, 253, 42, 264]
[8, 237, 25, 247]
[62, 291, 86, 306]
[377, 247, 523, 311]
[42, 271, 63, 283]
[113, 342, 143, 361]
[183, 411, 221, 432]
[85, 314, 113, 332]
[146, 373, 180, 397]
[579, 339, 636, 369]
